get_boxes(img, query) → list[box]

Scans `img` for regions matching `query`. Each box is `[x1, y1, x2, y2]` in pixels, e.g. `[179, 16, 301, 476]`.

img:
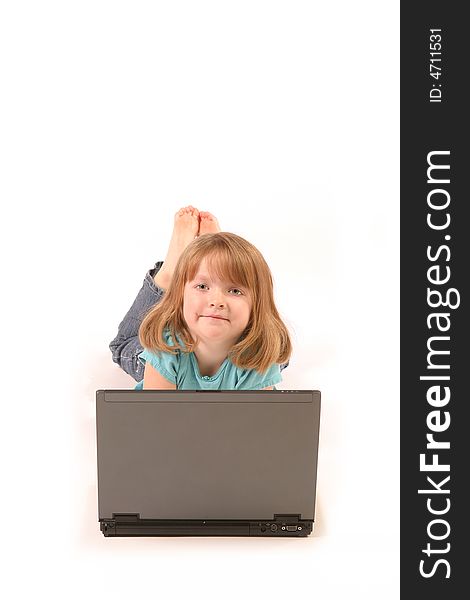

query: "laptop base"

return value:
[100, 513, 313, 537]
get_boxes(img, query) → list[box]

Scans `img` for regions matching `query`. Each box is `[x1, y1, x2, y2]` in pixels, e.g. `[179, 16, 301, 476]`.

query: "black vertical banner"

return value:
[401, 2, 468, 597]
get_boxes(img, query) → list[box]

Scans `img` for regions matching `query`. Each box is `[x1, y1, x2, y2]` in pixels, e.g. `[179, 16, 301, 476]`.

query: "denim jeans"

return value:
[109, 261, 289, 381]
[109, 262, 165, 381]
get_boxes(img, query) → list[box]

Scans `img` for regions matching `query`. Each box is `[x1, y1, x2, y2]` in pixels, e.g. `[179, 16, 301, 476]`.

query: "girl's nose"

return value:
[209, 299, 225, 308]
[209, 290, 225, 308]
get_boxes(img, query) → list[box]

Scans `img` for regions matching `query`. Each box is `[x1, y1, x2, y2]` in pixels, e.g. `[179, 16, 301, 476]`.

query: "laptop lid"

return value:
[96, 390, 320, 530]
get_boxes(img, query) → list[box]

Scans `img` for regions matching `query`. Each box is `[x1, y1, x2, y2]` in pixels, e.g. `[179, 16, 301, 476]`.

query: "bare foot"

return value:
[199, 211, 221, 235]
[154, 206, 200, 289]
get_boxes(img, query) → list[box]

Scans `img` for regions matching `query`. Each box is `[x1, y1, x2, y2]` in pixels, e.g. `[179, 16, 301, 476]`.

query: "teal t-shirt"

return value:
[135, 329, 282, 390]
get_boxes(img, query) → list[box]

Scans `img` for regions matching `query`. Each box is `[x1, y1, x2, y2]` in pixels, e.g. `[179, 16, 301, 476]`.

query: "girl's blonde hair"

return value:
[139, 232, 292, 373]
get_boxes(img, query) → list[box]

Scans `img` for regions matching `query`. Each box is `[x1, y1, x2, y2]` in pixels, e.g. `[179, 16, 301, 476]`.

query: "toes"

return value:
[198, 211, 220, 235]
[176, 207, 188, 218]
[177, 205, 199, 217]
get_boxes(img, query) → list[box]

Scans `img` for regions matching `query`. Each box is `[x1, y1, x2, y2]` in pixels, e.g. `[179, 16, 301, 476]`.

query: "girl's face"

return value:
[183, 258, 252, 347]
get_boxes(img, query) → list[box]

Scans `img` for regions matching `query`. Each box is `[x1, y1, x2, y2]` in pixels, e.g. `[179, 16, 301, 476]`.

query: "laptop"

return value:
[96, 389, 321, 537]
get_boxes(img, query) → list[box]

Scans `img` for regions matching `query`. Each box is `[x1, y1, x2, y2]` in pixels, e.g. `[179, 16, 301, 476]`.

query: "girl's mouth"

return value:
[200, 315, 229, 321]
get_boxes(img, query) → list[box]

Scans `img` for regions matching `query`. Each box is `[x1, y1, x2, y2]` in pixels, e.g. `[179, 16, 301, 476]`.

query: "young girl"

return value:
[109, 206, 291, 390]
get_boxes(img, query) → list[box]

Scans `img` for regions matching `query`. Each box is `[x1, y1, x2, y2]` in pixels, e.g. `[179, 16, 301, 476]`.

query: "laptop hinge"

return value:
[100, 513, 140, 535]
[273, 514, 302, 522]
[112, 513, 140, 522]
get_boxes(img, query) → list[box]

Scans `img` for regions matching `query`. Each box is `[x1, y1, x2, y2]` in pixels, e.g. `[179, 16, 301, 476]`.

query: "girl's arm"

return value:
[109, 262, 164, 381]
[143, 362, 177, 390]
[262, 387, 274, 390]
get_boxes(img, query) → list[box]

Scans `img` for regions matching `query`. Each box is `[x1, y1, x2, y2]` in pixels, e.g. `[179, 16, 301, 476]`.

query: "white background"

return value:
[1, 1, 399, 598]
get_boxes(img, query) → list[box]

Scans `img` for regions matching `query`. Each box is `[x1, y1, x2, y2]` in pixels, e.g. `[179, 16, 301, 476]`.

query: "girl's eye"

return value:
[195, 283, 209, 290]
[229, 288, 243, 295]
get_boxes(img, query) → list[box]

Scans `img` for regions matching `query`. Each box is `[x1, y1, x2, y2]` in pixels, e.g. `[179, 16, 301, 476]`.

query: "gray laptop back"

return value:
[96, 390, 320, 521]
